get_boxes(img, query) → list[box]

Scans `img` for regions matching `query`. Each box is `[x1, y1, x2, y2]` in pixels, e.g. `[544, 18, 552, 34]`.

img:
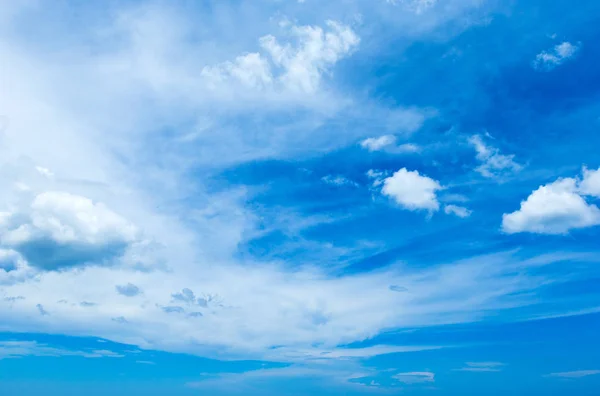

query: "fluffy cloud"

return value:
[469, 135, 521, 178]
[202, 20, 359, 96]
[444, 204, 472, 218]
[0, 192, 138, 270]
[578, 167, 600, 197]
[380, 168, 441, 211]
[502, 170, 600, 234]
[533, 41, 580, 70]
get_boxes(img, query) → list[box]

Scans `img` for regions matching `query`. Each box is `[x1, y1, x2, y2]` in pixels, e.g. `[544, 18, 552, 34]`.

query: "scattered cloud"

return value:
[389, 285, 408, 292]
[162, 306, 185, 314]
[546, 370, 600, 379]
[360, 135, 420, 154]
[116, 283, 142, 297]
[469, 135, 522, 179]
[380, 168, 442, 211]
[36, 304, 48, 316]
[503, 169, 600, 234]
[455, 362, 504, 372]
[136, 360, 156, 365]
[321, 175, 359, 187]
[360, 135, 397, 152]
[444, 204, 472, 218]
[394, 371, 435, 384]
[533, 41, 580, 70]
[0, 341, 124, 360]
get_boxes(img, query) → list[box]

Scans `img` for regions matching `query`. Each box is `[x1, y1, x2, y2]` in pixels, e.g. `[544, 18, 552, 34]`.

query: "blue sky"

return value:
[1, 0, 600, 394]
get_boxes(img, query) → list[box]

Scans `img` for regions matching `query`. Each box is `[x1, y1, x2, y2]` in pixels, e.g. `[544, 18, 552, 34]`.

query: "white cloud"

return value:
[387, 0, 439, 14]
[502, 176, 600, 235]
[533, 41, 580, 70]
[360, 135, 420, 154]
[578, 167, 600, 198]
[546, 370, 600, 379]
[394, 371, 435, 384]
[0, 191, 138, 270]
[469, 135, 522, 178]
[381, 168, 441, 211]
[455, 362, 504, 372]
[444, 204, 472, 218]
[203, 20, 359, 96]
[321, 175, 358, 187]
[360, 135, 397, 151]
[0, 340, 124, 359]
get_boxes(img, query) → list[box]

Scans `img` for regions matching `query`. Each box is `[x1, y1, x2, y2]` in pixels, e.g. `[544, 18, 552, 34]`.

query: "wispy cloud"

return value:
[533, 41, 580, 71]
[545, 370, 600, 379]
[0, 341, 124, 360]
[394, 371, 435, 384]
[454, 362, 504, 372]
[469, 134, 522, 179]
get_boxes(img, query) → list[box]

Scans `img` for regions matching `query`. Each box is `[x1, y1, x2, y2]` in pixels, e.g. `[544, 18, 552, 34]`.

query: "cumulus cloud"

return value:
[469, 135, 522, 178]
[0, 192, 138, 270]
[503, 170, 600, 234]
[444, 204, 472, 218]
[533, 41, 580, 70]
[394, 371, 435, 384]
[578, 167, 600, 198]
[380, 168, 442, 211]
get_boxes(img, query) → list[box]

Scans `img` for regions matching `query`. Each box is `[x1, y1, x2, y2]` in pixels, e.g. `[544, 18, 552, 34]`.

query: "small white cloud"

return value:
[455, 362, 504, 372]
[35, 166, 54, 178]
[360, 135, 397, 151]
[546, 370, 600, 379]
[394, 371, 435, 384]
[469, 135, 521, 178]
[381, 168, 441, 211]
[533, 41, 580, 70]
[321, 175, 358, 187]
[502, 177, 600, 235]
[360, 135, 420, 154]
[386, 0, 438, 14]
[444, 204, 472, 218]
